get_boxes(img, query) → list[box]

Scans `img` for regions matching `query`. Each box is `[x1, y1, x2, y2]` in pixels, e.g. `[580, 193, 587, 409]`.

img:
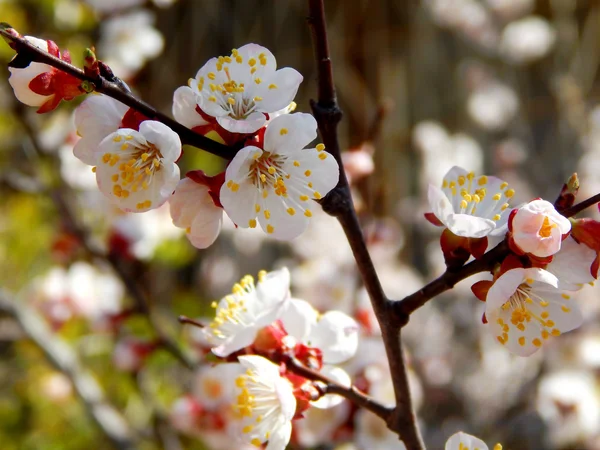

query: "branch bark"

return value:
[0, 290, 139, 450]
[0, 27, 237, 160]
[307, 1, 424, 448]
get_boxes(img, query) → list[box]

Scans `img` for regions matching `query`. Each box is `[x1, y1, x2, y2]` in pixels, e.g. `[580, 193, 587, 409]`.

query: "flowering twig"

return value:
[15, 112, 194, 371]
[0, 26, 237, 159]
[0, 289, 139, 450]
[284, 356, 393, 420]
[393, 191, 600, 319]
[307, 1, 424, 448]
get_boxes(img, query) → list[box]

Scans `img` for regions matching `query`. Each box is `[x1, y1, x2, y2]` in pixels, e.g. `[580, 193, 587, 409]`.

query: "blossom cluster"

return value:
[8, 38, 340, 249]
[427, 166, 600, 357]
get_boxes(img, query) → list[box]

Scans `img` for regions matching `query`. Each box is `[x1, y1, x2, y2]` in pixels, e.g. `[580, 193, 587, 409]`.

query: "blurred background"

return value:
[0, 0, 600, 449]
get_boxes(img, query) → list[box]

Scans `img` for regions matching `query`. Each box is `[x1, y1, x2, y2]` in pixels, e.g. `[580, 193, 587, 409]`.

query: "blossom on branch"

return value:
[169, 177, 223, 249]
[509, 199, 571, 258]
[427, 166, 514, 238]
[234, 355, 296, 450]
[189, 43, 303, 134]
[220, 113, 339, 240]
[95, 121, 182, 212]
[483, 267, 583, 356]
[8, 36, 82, 113]
[202, 268, 291, 357]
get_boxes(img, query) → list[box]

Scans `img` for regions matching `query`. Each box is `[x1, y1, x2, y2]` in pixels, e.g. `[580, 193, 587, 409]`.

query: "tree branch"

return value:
[0, 289, 139, 450]
[0, 27, 237, 160]
[306, 2, 424, 448]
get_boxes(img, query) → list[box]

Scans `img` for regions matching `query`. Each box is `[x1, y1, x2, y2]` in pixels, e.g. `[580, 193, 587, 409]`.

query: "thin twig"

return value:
[0, 27, 237, 160]
[281, 356, 392, 421]
[306, 1, 424, 448]
[0, 289, 139, 450]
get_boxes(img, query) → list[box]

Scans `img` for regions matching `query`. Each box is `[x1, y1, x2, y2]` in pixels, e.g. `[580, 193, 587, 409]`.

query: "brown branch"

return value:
[16, 113, 194, 371]
[0, 27, 237, 160]
[0, 289, 139, 450]
[306, 2, 424, 448]
[281, 356, 392, 421]
[393, 190, 600, 319]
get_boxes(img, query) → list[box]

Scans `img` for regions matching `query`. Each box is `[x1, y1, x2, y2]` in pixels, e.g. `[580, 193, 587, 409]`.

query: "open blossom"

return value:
[546, 236, 597, 290]
[73, 94, 129, 165]
[169, 178, 223, 249]
[234, 355, 296, 450]
[9, 36, 82, 113]
[510, 199, 571, 257]
[220, 113, 339, 240]
[189, 43, 302, 133]
[96, 121, 181, 212]
[445, 431, 502, 450]
[485, 268, 583, 356]
[202, 268, 291, 357]
[427, 166, 514, 238]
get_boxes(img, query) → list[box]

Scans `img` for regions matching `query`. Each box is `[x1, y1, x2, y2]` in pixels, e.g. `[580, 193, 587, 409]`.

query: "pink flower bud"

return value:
[510, 199, 571, 257]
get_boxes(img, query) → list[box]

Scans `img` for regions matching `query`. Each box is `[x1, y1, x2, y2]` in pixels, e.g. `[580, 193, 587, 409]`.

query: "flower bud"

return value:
[510, 199, 571, 257]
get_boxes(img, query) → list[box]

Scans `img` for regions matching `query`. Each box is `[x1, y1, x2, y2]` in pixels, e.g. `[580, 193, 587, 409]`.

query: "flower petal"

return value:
[264, 113, 318, 155]
[172, 86, 208, 129]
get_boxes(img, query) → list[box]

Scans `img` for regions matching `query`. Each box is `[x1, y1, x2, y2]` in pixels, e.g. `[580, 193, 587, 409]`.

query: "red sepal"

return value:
[482, 313, 488, 324]
[571, 218, 600, 252]
[471, 280, 493, 302]
[468, 236, 488, 259]
[120, 108, 150, 131]
[186, 170, 226, 208]
[498, 253, 525, 277]
[440, 228, 470, 269]
[424, 212, 444, 227]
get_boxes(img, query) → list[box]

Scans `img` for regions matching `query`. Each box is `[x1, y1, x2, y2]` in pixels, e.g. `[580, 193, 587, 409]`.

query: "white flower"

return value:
[172, 86, 210, 129]
[445, 432, 492, 450]
[234, 355, 296, 450]
[511, 199, 571, 257]
[73, 94, 129, 165]
[169, 178, 223, 249]
[189, 43, 303, 133]
[8, 36, 53, 107]
[220, 113, 339, 240]
[428, 166, 514, 238]
[95, 121, 181, 212]
[202, 268, 290, 357]
[546, 236, 597, 290]
[193, 363, 244, 410]
[281, 298, 359, 365]
[467, 81, 519, 131]
[500, 16, 556, 64]
[485, 268, 583, 356]
[98, 10, 164, 79]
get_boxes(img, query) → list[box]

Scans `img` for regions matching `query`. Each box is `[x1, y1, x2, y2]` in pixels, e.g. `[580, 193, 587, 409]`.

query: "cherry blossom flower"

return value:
[546, 236, 597, 290]
[510, 199, 571, 258]
[427, 166, 514, 238]
[97, 10, 164, 79]
[192, 363, 244, 410]
[220, 113, 339, 240]
[8, 36, 82, 113]
[485, 267, 583, 356]
[500, 16, 556, 65]
[95, 121, 181, 212]
[189, 43, 303, 133]
[73, 94, 129, 165]
[445, 431, 502, 450]
[169, 178, 223, 249]
[202, 268, 291, 357]
[233, 355, 296, 450]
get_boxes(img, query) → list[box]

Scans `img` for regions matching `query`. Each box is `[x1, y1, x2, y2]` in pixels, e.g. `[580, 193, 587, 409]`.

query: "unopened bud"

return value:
[555, 173, 579, 211]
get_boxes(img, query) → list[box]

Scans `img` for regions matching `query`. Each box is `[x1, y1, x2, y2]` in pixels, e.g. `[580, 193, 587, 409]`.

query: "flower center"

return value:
[194, 48, 276, 120]
[442, 171, 514, 220]
[538, 216, 556, 238]
[496, 281, 562, 347]
[208, 275, 257, 338]
[104, 134, 164, 209]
